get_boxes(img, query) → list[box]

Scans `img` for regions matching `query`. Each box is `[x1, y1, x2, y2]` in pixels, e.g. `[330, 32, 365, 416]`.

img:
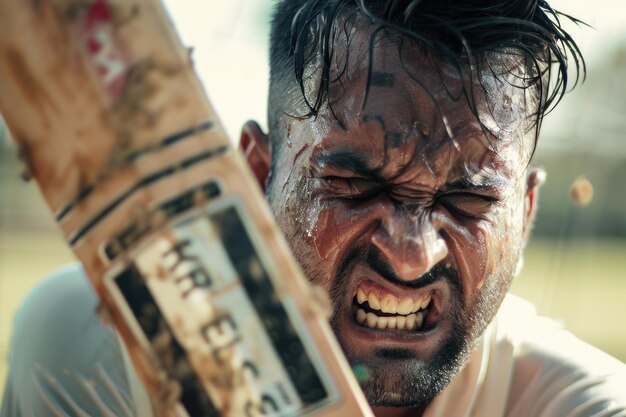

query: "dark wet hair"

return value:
[268, 0, 586, 158]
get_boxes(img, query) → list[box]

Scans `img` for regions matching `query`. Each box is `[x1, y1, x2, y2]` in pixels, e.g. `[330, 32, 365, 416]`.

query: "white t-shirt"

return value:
[1, 266, 625, 416]
[426, 295, 626, 417]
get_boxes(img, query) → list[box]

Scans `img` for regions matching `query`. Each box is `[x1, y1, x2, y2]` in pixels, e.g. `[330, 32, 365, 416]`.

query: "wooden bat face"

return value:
[0, 1, 373, 416]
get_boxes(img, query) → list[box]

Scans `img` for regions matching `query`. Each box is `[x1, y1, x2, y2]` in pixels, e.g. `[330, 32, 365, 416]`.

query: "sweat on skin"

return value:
[240, 30, 544, 417]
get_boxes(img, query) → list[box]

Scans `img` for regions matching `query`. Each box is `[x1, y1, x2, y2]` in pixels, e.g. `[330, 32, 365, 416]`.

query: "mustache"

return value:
[366, 249, 458, 290]
[329, 244, 463, 306]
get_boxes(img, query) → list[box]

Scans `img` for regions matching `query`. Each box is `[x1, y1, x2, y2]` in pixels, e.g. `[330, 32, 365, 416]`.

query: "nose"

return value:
[370, 208, 448, 282]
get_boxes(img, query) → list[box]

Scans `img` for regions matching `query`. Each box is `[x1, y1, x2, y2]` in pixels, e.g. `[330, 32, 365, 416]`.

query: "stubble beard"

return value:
[326, 246, 472, 408]
[295, 238, 520, 408]
[268, 175, 522, 408]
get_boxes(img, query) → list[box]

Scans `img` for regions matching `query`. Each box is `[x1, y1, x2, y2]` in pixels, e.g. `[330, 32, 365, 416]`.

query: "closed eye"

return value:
[321, 177, 383, 200]
[438, 193, 497, 219]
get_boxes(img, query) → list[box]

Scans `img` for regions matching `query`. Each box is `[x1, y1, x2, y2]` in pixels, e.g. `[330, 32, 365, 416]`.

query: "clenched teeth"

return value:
[353, 284, 432, 332]
[357, 288, 367, 304]
[355, 286, 432, 315]
[357, 309, 425, 331]
[368, 292, 381, 309]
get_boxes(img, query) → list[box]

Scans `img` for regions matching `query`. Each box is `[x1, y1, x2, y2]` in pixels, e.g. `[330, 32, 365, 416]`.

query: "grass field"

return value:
[510, 238, 626, 361]
[1, 228, 625, 402]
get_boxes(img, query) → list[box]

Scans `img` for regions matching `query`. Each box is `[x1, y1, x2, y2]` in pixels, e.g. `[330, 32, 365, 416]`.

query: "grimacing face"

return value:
[246, 35, 542, 408]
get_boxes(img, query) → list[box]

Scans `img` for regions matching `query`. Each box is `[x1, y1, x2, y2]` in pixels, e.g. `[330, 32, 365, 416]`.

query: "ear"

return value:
[522, 168, 546, 242]
[239, 120, 271, 192]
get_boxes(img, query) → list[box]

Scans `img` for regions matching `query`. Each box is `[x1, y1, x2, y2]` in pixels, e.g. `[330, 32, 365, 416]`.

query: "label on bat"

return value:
[104, 198, 338, 417]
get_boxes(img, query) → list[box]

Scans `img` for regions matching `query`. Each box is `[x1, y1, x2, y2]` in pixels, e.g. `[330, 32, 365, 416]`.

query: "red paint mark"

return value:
[97, 65, 109, 76]
[86, 0, 112, 26]
[87, 37, 102, 53]
[72, 0, 128, 101]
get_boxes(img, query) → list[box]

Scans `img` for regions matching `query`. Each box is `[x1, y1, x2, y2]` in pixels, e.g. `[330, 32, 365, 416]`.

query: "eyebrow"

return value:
[312, 149, 381, 178]
[445, 176, 506, 194]
[313, 149, 510, 194]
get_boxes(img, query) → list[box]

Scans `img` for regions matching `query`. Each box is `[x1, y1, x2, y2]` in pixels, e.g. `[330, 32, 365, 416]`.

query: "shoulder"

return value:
[3, 264, 144, 417]
[6, 263, 114, 383]
[494, 295, 626, 417]
[10, 263, 113, 369]
[15, 263, 98, 325]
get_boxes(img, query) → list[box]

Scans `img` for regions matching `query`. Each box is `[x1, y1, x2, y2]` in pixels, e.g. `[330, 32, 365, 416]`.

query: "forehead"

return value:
[294, 32, 535, 181]
[328, 32, 534, 135]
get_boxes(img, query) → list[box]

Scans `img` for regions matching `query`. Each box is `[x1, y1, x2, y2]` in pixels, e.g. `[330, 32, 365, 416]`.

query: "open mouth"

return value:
[351, 281, 437, 333]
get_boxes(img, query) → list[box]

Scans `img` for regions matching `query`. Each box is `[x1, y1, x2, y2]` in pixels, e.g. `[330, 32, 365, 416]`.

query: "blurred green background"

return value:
[1, 0, 625, 401]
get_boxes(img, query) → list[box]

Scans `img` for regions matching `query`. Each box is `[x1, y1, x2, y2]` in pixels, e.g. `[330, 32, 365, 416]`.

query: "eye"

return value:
[438, 193, 497, 219]
[321, 177, 382, 200]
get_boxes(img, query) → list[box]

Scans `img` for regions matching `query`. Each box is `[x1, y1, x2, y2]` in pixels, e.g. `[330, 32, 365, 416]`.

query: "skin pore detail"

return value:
[264, 30, 538, 413]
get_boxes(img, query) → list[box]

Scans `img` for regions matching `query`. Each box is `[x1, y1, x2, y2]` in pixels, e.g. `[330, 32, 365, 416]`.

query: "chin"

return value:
[347, 333, 470, 407]
[330, 299, 472, 407]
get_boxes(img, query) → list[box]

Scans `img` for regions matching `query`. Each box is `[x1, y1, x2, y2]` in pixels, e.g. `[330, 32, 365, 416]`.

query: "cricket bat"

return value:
[0, 1, 373, 416]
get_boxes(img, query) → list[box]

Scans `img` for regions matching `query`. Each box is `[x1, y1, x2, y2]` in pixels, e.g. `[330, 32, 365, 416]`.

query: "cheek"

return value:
[294, 190, 397, 280]
[273, 173, 361, 255]
[439, 216, 492, 290]
[439, 201, 523, 292]
[269, 170, 310, 252]
[306, 201, 376, 262]
[272, 176, 340, 288]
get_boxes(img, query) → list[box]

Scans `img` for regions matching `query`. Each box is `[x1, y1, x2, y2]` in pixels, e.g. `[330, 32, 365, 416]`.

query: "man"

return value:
[2, 0, 626, 416]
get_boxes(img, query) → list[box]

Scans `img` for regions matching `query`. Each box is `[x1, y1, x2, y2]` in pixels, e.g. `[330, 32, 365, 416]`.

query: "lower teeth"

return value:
[356, 308, 425, 331]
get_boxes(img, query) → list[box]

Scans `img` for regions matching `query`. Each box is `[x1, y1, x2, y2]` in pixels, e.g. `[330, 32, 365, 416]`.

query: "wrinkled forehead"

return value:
[295, 31, 538, 182]
[308, 27, 538, 155]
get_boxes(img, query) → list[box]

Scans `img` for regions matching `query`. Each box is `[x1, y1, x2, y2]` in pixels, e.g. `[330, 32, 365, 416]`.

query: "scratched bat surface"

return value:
[0, 1, 373, 416]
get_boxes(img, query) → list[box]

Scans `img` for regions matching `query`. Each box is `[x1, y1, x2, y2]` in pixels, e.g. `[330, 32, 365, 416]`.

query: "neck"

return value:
[372, 406, 425, 417]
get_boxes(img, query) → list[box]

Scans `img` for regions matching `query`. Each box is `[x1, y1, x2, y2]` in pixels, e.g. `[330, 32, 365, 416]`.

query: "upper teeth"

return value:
[356, 286, 431, 315]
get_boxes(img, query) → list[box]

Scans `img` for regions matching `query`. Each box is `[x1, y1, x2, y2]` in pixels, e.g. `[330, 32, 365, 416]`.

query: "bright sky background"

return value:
[161, 0, 626, 149]
[162, 0, 271, 141]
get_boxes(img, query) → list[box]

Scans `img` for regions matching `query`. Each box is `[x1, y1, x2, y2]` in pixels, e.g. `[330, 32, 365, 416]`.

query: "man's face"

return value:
[266, 36, 535, 407]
